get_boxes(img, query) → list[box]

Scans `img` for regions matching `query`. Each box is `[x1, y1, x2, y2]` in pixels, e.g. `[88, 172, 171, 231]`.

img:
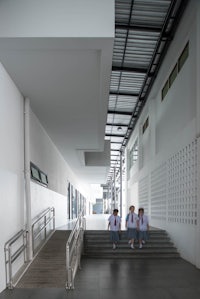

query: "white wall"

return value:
[0, 0, 114, 38]
[0, 63, 24, 292]
[31, 183, 67, 228]
[126, 0, 200, 267]
[29, 108, 92, 223]
[30, 110, 90, 197]
[0, 65, 92, 292]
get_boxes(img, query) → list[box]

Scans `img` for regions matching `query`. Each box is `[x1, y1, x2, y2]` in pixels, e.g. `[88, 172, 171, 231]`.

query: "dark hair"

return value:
[113, 209, 119, 213]
[138, 208, 144, 212]
[129, 205, 135, 210]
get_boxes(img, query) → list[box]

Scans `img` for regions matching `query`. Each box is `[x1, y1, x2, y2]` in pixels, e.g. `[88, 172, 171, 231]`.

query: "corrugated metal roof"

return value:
[106, 0, 188, 183]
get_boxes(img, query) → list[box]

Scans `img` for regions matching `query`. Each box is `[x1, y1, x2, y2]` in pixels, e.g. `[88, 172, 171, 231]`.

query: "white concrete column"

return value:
[196, 0, 200, 138]
[195, 0, 200, 269]
[195, 137, 200, 268]
[124, 147, 129, 214]
[119, 150, 123, 217]
[149, 98, 156, 219]
[24, 97, 33, 261]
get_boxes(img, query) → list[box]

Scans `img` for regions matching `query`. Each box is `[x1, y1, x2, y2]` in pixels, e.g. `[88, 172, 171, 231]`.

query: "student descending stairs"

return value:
[83, 229, 180, 259]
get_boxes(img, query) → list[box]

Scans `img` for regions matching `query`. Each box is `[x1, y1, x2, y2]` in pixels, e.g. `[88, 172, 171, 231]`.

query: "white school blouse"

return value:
[126, 212, 138, 229]
[108, 214, 121, 231]
[138, 215, 149, 231]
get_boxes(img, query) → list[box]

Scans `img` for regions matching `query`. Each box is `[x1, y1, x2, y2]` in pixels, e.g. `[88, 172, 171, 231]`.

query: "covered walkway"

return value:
[1, 215, 200, 299]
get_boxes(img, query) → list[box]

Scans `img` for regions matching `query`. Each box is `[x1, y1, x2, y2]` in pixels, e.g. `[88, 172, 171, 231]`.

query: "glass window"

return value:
[30, 162, 48, 186]
[161, 80, 169, 101]
[169, 64, 178, 87]
[31, 166, 40, 181]
[71, 187, 78, 219]
[178, 42, 189, 72]
[142, 117, 149, 134]
[129, 139, 138, 170]
[133, 140, 138, 163]
[40, 171, 48, 185]
[67, 182, 71, 219]
[161, 41, 189, 102]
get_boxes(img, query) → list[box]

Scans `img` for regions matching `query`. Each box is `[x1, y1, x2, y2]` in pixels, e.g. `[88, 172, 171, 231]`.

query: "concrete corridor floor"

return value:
[1, 257, 200, 299]
[1, 215, 200, 298]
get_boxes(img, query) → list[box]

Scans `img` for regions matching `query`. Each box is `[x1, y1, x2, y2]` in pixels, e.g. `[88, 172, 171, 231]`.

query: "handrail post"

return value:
[8, 246, 13, 289]
[66, 243, 71, 289]
[53, 207, 55, 231]
[44, 215, 47, 240]
[4, 248, 8, 287]
[78, 231, 82, 269]
[32, 225, 35, 256]
[23, 231, 27, 263]
[71, 267, 74, 289]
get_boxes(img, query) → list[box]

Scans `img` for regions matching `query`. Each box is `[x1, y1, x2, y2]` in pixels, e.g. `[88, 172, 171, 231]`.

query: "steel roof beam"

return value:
[107, 110, 132, 116]
[110, 141, 122, 144]
[106, 123, 128, 127]
[110, 90, 139, 97]
[115, 24, 161, 33]
[105, 133, 124, 138]
[112, 65, 148, 74]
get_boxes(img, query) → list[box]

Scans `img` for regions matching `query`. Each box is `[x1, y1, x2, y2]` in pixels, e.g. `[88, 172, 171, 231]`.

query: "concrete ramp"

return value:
[16, 230, 70, 288]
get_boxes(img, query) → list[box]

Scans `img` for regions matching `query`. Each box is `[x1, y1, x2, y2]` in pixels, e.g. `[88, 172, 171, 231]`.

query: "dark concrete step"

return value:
[83, 253, 181, 259]
[84, 243, 175, 248]
[84, 234, 170, 242]
[85, 239, 172, 244]
[84, 247, 178, 253]
[83, 229, 180, 259]
[85, 230, 168, 238]
[85, 237, 172, 243]
[84, 231, 170, 239]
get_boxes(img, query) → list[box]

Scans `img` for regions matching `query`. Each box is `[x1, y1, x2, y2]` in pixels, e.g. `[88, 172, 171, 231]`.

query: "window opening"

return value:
[30, 162, 48, 187]
[142, 117, 149, 134]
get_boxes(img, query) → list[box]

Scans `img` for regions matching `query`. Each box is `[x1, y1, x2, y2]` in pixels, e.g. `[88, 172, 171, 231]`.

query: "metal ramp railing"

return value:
[32, 207, 55, 255]
[4, 229, 28, 289]
[66, 210, 86, 289]
[4, 207, 55, 289]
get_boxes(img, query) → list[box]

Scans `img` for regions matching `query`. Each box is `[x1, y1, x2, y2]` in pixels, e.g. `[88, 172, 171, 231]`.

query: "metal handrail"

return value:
[66, 211, 86, 289]
[4, 207, 55, 289]
[4, 229, 28, 289]
[32, 207, 55, 255]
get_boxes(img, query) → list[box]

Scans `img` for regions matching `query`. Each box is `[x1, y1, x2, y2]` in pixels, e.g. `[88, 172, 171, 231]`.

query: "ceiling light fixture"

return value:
[117, 126, 122, 132]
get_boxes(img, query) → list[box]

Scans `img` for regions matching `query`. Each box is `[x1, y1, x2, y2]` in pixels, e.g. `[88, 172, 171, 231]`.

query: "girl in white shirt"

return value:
[125, 205, 139, 249]
[138, 208, 149, 249]
[108, 209, 121, 250]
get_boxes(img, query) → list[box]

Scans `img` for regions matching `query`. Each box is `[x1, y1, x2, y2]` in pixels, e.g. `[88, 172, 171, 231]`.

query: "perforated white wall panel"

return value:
[151, 162, 167, 221]
[138, 140, 197, 226]
[168, 140, 197, 225]
[138, 175, 149, 214]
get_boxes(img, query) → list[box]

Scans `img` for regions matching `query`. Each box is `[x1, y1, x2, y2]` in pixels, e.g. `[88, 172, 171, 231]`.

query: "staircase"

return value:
[83, 229, 180, 259]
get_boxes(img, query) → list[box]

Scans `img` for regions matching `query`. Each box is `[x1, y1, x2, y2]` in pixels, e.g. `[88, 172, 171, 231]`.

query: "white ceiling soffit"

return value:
[0, 0, 114, 184]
